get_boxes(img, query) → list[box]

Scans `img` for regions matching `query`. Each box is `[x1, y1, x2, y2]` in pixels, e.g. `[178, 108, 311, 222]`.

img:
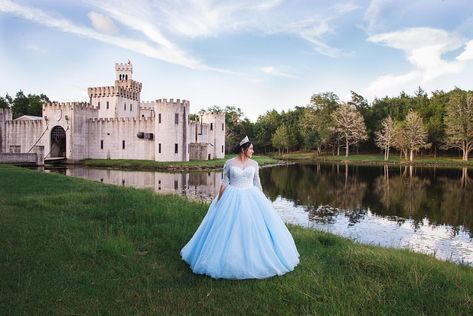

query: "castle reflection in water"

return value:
[64, 168, 223, 201]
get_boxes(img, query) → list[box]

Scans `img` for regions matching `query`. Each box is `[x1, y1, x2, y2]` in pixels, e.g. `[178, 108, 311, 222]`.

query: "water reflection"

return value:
[46, 167, 222, 201]
[46, 163, 473, 265]
[261, 163, 473, 265]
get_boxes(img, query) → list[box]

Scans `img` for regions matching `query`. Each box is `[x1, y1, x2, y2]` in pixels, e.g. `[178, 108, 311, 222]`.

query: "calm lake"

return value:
[45, 162, 473, 265]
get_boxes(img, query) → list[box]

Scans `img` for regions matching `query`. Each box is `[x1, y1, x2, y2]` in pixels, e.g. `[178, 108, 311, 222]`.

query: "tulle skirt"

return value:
[181, 185, 299, 279]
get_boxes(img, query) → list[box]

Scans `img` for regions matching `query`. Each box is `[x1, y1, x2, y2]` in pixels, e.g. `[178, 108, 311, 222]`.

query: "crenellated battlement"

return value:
[140, 101, 155, 108]
[88, 86, 140, 100]
[115, 62, 133, 72]
[43, 101, 97, 110]
[88, 116, 154, 123]
[6, 119, 44, 126]
[156, 99, 190, 107]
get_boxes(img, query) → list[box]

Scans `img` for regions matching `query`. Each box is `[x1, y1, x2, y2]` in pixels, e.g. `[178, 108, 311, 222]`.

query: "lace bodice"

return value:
[222, 158, 262, 190]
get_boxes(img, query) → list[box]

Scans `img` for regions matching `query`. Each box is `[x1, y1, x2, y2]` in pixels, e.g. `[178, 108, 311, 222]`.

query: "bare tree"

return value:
[392, 121, 408, 160]
[444, 90, 473, 161]
[403, 110, 429, 162]
[375, 115, 394, 160]
[331, 103, 368, 157]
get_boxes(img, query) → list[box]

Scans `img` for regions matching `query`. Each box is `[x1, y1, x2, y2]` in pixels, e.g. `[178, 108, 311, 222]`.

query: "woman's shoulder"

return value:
[224, 157, 236, 167]
[249, 159, 259, 166]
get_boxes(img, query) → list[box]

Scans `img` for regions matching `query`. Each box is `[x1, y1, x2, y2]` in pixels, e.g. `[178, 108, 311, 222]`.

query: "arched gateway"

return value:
[50, 126, 66, 158]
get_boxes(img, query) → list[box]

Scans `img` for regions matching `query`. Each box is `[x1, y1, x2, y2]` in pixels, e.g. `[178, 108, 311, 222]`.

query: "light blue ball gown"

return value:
[181, 158, 300, 279]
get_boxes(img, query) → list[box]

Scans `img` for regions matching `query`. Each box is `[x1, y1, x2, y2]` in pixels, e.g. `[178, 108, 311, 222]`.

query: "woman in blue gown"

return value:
[181, 136, 299, 279]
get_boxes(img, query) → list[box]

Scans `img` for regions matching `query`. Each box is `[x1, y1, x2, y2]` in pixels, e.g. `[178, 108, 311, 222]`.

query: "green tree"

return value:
[0, 94, 12, 109]
[272, 125, 290, 153]
[254, 110, 281, 152]
[12, 91, 29, 118]
[302, 92, 340, 152]
[422, 90, 448, 157]
[10, 91, 49, 118]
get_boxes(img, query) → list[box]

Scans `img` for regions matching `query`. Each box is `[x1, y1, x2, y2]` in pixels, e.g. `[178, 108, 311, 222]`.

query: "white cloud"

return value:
[363, 0, 384, 33]
[93, 0, 354, 58]
[457, 40, 473, 61]
[0, 0, 213, 70]
[87, 11, 117, 34]
[365, 27, 465, 98]
[260, 66, 296, 79]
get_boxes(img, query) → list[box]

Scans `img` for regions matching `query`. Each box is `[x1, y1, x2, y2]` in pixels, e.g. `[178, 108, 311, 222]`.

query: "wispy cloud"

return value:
[113, 0, 357, 58]
[87, 11, 117, 35]
[0, 0, 212, 70]
[260, 66, 296, 79]
[365, 27, 464, 97]
[280, 3, 359, 58]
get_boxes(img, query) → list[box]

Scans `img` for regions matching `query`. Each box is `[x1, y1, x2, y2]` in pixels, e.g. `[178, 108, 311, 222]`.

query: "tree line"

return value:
[0, 91, 50, 118]
[201, 87, 473, 161]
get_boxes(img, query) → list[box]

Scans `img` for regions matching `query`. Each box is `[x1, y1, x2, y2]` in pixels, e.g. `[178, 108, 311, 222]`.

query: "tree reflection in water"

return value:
[260, 163, 473, 237]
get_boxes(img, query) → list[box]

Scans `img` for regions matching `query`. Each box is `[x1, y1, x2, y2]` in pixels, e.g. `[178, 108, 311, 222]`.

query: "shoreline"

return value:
[58, 153, 473, 172]
[77, 155, 286, 172]
[276, 152, 473, 169]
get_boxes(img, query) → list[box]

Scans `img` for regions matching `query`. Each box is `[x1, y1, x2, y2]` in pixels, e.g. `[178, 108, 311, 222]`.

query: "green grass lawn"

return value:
[82, 155, 279, 171]
[1, 165, 472, 315]
[278, 152, 473, 168]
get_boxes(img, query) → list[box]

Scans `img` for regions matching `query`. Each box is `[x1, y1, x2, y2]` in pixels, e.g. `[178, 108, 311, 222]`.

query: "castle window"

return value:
[106, 101, 109, 109]
[124, 103, 126, 111]
[130, 104, 133, 111]
[100, 140, 103, 149]
[222, 145, 224, 153]
[222, 123, 224, 131]
[175, 113, 179, 124]
[98, 101, 100, 109]
[159, 143, 161, 153]
[210, 123, 213, 131]
[122, 140, 125, 149]
[158, 113, 161, 123]
[175, 143, 178, 154]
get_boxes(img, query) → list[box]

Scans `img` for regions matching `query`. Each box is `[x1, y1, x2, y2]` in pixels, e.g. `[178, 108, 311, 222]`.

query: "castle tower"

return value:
[88, 61, 142, 119]
[154, 99, 190, 162]
[202, 111, 225, 159]
[0, 107, 13, 153]
[115, 60, 133, 81]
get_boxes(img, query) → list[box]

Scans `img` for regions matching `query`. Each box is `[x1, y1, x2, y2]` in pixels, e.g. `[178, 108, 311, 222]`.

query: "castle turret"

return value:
[202, 111, 225, 159]
[88, 61, 142, 119]
[0, 107, 13, 152]
[154, 99, 190, 162]
[115, 60, 133, 81]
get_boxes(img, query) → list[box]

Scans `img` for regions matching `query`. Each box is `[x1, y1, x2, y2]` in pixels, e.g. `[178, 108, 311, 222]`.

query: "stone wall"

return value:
[0, 145, 43, 165]
[87, 117, 155, 160]
[5, 119, 46, 155]
[189, 143, 212, 160]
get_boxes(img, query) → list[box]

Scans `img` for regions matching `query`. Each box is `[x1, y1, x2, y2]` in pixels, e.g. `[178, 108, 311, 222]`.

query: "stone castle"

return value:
[0, 61, 225, 163]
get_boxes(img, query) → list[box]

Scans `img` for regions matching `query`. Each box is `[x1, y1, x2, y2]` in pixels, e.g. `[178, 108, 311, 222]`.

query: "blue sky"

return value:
[1, 0, 473, 121]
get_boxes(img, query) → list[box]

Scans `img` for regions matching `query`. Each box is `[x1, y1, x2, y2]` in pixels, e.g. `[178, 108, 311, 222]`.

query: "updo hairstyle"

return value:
[232, 141, 252, 155]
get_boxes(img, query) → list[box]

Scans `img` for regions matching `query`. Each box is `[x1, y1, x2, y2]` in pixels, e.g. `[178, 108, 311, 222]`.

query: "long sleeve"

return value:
[253, 162, 263, 191]
[222, 161, 230, 187]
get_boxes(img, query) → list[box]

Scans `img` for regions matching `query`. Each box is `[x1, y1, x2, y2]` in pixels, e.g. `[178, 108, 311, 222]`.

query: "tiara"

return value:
[239, 136, 250, 146]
